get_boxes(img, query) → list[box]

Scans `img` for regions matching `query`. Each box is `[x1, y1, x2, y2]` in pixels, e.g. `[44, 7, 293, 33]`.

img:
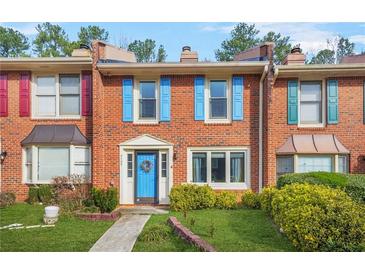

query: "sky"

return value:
[2, 22, 365, 61]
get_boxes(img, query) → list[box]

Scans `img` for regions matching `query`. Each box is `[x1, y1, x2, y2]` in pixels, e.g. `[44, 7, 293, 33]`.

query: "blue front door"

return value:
[136, 152, 158, 203]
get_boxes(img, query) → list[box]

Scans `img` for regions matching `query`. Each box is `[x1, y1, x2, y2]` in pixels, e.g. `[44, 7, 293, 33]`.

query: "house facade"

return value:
[0, 41, 364, 204]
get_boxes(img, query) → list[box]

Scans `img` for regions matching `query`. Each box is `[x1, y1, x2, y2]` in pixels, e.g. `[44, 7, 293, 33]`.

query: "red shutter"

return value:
[0, 73, 8, 117]
[19, 72, 30, 117]
[81, 71, 92, 116]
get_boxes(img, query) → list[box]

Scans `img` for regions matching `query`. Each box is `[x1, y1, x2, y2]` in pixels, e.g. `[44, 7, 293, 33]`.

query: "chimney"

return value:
[180, 46, 198, 63]
[72, 44, 92, 57]
[234, 42, 274, 63]
[283, 45, 305, 65]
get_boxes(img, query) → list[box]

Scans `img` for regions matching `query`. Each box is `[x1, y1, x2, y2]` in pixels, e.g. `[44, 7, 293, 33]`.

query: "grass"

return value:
[0, 203, 113, 252]
[134, 209, 295, 252]
[133, 214, 198, 252]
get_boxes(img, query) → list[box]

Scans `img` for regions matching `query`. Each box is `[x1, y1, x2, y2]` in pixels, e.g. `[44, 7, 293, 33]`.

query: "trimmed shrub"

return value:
[139, 223, 171, 242]
[169, 184, 215, 211]
[28, 187, 39, 204]
[259, 186, 278, 214]
[277, 172, 348, 189]
[241, 190, 260, 209]
[0, 192, 16, 208]
[344, 175, 365, 203]
[215, 191, 237, 209]
[91, 187, 118, 213]
[270, 183, 365, 251]
[38, 185, 54, 204]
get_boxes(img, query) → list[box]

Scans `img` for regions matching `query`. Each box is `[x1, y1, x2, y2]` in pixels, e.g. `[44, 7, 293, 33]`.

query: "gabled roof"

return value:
[119, 134, 173, 147]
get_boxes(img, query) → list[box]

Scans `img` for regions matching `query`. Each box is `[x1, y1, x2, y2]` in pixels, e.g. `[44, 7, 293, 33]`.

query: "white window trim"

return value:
[289, 154, 348, 173]
[22, 145, 91, 184]
[133, 78, 160, 124]
[298, 79, 326, 128]
[31, 73, 82, 119]
[205, 77, 232, 124]
[187, 146, 250, 190]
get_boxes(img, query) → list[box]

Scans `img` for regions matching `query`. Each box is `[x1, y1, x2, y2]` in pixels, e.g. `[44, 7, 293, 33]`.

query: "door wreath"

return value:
[140, 160, 153, 173]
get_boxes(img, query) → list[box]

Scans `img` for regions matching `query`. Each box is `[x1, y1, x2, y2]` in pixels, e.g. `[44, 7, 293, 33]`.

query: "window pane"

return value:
[74, 147, 90, 163]
[25, 148, 32, 181]
[211, 152, 226, 182]
[276, 156, 294, 178]
[74, 164, 90, 177]
[161, 153, 167, 178]
[301, 82, 321, 101]
[230, 152, 244, 182]
[37, 76, 56, 95]
[300, 103, 321, 123]
[210, 80, 226, 97]
[127, 153, 133, 178]
[60, 75, 80, 95]
[60, 95, 80, 115]
[192, 153, 207, 182]
[37, 96, 56, 116]
[298, 156, 332, 173]
[140, 81, 156, 98]
[338, 156, 348, 173]
[38, 147, 69, 180]
[140, 99, 156, 118]
[210, 98, 227, 118]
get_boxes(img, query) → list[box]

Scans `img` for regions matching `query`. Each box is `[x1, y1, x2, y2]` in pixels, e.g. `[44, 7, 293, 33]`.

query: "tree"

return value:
[33, 22, 71, 57]
[261, 31, 291, 65]
[78, 25, 109, 46]
[336, 37, 355, 62]
[309, 49, 335, 64]
[0, 26, 29, 57]
[215, 23, 260, 61]
[128, 39, 167, 62]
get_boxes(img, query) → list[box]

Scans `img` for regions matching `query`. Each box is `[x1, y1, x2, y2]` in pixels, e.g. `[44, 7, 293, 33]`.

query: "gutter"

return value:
[258, 65, 269, 193]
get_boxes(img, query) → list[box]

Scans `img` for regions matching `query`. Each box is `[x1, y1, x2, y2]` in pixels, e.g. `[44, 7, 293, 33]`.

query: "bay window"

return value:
[189, 148, 249, 189]
[23, 145, 90, 183]
[298, 156, 333, 172]
[34, 74, 81, 118]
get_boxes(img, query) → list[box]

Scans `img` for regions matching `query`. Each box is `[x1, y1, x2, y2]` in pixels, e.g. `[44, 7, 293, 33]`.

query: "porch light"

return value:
[0, 151, 7, 162]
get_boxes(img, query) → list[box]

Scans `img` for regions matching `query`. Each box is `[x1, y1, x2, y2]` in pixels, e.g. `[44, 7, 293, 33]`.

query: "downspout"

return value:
[259, 65, 269, 192]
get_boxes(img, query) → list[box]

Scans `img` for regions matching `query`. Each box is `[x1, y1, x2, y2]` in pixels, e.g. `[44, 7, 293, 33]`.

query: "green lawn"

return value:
[0, 203, 113, 252]
[134, 209, 295, 252]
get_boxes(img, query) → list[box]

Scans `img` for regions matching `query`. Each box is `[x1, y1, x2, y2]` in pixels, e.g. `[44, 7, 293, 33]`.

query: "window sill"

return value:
[191, 182, 249, 190]
[297, 123, 325, 128]
[24, 181, 91, 185]
[204, 119, 232, 125]
[133, 120, 159, 125]
[31, 116, 82, 121]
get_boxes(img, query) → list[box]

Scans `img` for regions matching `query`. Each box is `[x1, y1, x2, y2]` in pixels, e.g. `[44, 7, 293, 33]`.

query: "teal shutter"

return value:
[194, 76, 205, 120]
[160, 77, 171, 121]
[232, 76, 244, 120]
[122, 79, 133, 122]
[327, 79, 338, 124]
[287, 80, 298, 124]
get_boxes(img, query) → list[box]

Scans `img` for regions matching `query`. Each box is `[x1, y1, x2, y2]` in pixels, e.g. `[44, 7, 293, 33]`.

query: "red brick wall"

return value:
[91, 73, 261, 193]
[264, 77, 365, 186]
[0, 71, 92, 201]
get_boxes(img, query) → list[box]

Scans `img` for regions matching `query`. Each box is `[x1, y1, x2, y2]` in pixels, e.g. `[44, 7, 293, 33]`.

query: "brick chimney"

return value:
[283, 45, 306, 65]
[180, 46, 198, 63]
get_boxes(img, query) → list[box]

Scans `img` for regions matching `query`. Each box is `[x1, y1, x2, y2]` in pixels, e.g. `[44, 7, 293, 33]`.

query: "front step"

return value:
[117, 206, 169, 215]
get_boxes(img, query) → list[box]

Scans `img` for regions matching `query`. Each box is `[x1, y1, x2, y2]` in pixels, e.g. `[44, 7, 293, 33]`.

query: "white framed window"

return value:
[298, 80, 325, 127]
[32, 73, 81, 119]
[161, 153, 167, 178]
[188, 147, 250, 190]
[23, 145, 90, 184]
[127, 153, 133, 178]
[297, 155, 333, 173]
[205, 78, 231, 123]
[134, 78, 159, 123]
[276, 156, 294, 178]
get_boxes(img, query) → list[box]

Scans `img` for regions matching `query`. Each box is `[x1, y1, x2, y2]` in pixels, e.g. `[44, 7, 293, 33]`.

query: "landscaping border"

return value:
[167, 216, 216, 252]
[75, 210, 120, 221]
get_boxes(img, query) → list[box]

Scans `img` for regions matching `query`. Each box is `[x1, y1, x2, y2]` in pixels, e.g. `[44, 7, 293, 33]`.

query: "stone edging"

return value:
[75, 210, 120, 221]
[167, 216, 216, 252]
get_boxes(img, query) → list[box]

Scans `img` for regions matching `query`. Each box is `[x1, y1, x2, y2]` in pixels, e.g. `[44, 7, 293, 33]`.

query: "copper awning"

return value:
[276, 135, 349, 155]
[21, 125, 90, 146]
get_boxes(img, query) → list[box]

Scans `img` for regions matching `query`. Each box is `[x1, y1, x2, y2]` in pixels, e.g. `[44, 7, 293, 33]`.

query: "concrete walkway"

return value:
[89, 214, 151, 252]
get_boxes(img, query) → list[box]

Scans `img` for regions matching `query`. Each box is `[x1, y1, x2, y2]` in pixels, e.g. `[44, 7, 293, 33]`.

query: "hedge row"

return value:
[261, 184, 365, 251]
[277, 172, 365, 203]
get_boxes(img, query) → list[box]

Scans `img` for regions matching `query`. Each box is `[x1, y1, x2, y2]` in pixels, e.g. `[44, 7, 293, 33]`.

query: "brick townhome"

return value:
[0, 41, 364, 204]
